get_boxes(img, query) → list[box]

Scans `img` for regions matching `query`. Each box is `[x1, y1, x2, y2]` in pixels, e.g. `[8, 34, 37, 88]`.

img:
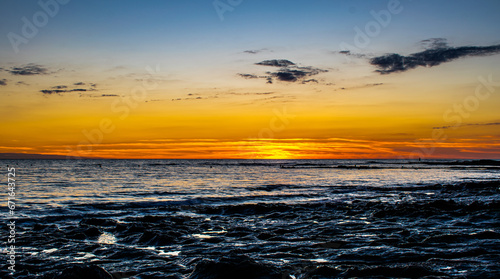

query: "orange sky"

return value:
[1, 1, 500, 159]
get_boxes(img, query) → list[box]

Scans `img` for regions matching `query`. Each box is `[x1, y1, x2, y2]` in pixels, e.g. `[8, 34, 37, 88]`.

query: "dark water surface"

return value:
[1, 159, 499, 278]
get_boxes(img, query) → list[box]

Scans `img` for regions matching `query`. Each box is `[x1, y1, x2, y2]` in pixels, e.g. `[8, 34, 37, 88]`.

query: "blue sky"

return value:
[2, 0, 500, 67]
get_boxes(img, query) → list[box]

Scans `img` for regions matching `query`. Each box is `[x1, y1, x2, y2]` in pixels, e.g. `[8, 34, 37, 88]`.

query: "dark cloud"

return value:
[101, 94, 119, 97]
[255, 59, 296, 67]
[433, 122, 500, 130]
[302, 79, 318, 84]
[335, 83, 384, 91]
[40, 83, 96, 95]
[238, 73, 259, 79]
[9, 64, 48, 75]
[420, 38, 448, 49]
[241, 59, 328, 84]
[0, 79, 7, 86]
[40, 88, 89, 94]
[16, 81, 29, 86]
[370, 43, 500, 74]
[337, 50, 367, 59]
[270, 71, 304, 82]
[41, 89, 66, 94]
[171, 95, 213, 102]
[243, 48, 270, 54]
[267, 66, 327, 83]
[74, 82, 85, 86]
[228, 92, 274, 96]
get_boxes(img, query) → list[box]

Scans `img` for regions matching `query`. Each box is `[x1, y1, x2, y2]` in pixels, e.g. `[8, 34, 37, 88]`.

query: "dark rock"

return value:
[141, 215, 168, 223]
[68, 232, 86, 240]
[188, 255, 282, 279]
[201, 237, 224, 243]
[44, 264, 113, 279]
[107, 248, 154, 259]
[471, 230, 500, 239]
[306, 266, 342, 278]
[84, 227, 101, 237]
[314, 241, 345, 249]
[257, 232, 276, 240]
[137, 231, 175, 246]
[80, 218, 117, 227]
[343, 265, 443, 278]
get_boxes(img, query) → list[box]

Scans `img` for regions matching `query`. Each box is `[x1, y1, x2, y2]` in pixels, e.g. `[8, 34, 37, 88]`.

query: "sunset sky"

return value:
[1, 0, 500, 159]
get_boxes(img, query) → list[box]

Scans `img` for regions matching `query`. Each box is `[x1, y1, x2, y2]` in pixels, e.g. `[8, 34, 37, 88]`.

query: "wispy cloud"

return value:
[238, 73, 259, 79]
[433, 121, 500, 130]
[419, 38, 449, 49]
[336, 50, 367, 59]
[336, 83, 384, 91]
[8, 64, 49, 75]
[255, 59, 296, 67]
[240, 59, 328, 84]
[243, 48, 271, 54]
[370, 41, 500, 74]
[40, 83, 97, 94]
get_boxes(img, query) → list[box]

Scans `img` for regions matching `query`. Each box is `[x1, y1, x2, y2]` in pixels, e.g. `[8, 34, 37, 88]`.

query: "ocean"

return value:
[1, 159, 499, 278]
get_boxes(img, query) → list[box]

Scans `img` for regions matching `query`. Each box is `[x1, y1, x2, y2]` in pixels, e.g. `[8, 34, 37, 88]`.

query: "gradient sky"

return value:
[1, 0, 500, 159]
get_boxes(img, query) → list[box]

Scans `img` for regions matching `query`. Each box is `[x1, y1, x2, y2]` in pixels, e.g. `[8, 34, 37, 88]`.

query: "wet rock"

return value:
[306, 265, 342, 278]
[314, 241, 345, 249]
[471, 230, 500, 239]
[342, 265, 443, 278]
[68, 232, 86, 240]
[125, 223, 147, 233]
[84, 226, 102, 237]
[257, 232, 276, 240]
[201, 237, 224, 244]
[44, 264, 113, 279]
[137, 231, 175, 246]
[422, 234, 464, 243]
[188, 255, 282, 279]
[107, 248, 155, 259]
[80, 218, 117, 227]
[141, 215, 168, 223]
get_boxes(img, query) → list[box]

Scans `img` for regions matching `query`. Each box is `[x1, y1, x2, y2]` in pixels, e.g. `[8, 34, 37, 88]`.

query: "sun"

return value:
[239, 140, 299, 159]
